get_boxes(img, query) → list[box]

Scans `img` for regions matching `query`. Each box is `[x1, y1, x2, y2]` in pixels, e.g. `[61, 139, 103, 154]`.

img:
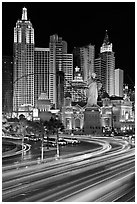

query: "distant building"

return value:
[2, 56, 13, 115]
[62, 95, 74, 131]
[13, 7, 35, 112]
[56, 70, 65, 110]
[33, 92, 60, 121]
[84, 106, 102, 135]
[73, 47, 80, 72]
[15, 104, 33, 120]
[37, 92, 51, 112]
[94, 57, 106, 93]
[115, 69, 124, 97]
[62, 54, 73, 96]
[73, 44, 95, 82]
[99, 30, 115, 96]
[36, 92, 56, 121]
[62, 95, 86, 132]
[101, 96, 135, 133]
[49, 34, 73, 109]
[123, 84, 135, 102]
[67, 66, 87, 102]
[34, 48, 50, 106]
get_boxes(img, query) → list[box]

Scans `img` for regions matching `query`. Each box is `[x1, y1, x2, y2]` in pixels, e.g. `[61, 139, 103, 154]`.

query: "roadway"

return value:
[2, 136, 135, 202]
[2, 139, 102, 165]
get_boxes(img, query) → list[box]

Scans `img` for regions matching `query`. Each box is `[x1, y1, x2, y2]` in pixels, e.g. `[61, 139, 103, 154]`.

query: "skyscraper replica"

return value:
[49, 34, 73, 109]
[62, 54, 73, 96]
[34, 48, 50, 106]
[115, 68, 124, 97]
[80, 44, 95, 82]
[67, 66, 87, 102]
[73, 44, 95, 82]
[13, 8, 35, 113]
[98, 30, 115, 96]
[94, 57, 106, 84]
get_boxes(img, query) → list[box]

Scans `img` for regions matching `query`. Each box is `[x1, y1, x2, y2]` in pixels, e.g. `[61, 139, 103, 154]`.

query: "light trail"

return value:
[2, 139, 129, 184]
[2, 137, 135, 202]
[2, 150, 134, 201]
[111, 186, 135, 202]
[58, 169, 134, 202]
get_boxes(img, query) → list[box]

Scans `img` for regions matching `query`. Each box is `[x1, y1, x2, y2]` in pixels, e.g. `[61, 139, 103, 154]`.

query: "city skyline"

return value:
[2, 2, 135, 85]
[2, 4, 135, 201]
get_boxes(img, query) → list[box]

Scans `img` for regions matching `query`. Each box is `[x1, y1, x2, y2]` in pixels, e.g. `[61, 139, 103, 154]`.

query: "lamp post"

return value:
[39, 111, 52, 162]
[41, 126, 44, 163]
[56, 126, 60, 159]
[19, 118, 26, 160]
[54, 115, 63, 159]
[111, 105, 115, 136]
[22, 129, 25, 159]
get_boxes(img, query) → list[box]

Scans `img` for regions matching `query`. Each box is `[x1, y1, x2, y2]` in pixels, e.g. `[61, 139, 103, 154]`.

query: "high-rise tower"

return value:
[73, 44, 95, 82]
[49, 34, 73, 109]
[94, 57, 106, 91]
[13, 7, 35, 112]
[62, 54, 73, 95]
[34, 48, 50, 106]
[80, 44, 95, 82]
[100, 30, 115, 96]
[115, 68, 124, 97]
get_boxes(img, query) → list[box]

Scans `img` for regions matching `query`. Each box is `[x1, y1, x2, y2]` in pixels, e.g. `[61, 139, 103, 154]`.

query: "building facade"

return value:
[34, 48, 50, 106]
[73, 44, 95, 82]
[49, 34, 73, 109]
[80, 44, 95, 82]
[99, 30, 115, 96]
[62, 95, 86, 132]
[67, 66, 87, 102]
[56, 70, 65, 110]
[13, 7, 35, 112]
[94, 57, 106, 84]
[84, 106, 102, 135]
[49, 34, 65, 108]
[115, 68, 124, 97]
[2, 56, 13, 114]
[62, 54, 73, 95]
[101, 96, 135, 133]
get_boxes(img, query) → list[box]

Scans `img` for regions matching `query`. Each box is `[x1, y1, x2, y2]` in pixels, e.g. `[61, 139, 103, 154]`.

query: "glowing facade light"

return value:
[22, 7, 27, 21]
[13, 8, 35, 112]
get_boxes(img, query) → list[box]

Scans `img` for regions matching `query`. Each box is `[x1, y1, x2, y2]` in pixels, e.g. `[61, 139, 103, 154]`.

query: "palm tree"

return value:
[43, 116, 64, 158]
[17, 115, 28, 159]
[44, 119, 53, 149]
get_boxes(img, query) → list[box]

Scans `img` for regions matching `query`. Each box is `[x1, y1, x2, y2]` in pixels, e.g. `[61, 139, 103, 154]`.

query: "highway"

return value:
[2, 137, 135, 202]
[2, 137, 103, 166]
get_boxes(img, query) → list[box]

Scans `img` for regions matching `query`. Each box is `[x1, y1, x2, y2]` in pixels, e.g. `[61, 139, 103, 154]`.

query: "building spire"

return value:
[22, 7, 27, 20]
[100, 30, 112, 53]
[103, 30, 110, 45]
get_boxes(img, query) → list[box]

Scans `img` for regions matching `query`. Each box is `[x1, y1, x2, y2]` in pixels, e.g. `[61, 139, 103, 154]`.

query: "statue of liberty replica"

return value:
[83, 73, 102, 135]
[87, 73, 102, 106]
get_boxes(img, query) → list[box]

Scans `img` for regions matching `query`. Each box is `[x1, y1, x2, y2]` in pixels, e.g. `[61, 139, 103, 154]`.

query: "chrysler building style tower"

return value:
[100, 30, 115, 96]
[13, 7, 35, 112]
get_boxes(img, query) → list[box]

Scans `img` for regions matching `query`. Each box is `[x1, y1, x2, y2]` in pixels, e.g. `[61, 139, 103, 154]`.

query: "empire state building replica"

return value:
[13, 7, 35, 113]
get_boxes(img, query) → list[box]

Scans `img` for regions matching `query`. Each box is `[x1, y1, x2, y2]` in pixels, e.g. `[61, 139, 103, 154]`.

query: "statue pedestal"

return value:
[83, 105, 102, 136]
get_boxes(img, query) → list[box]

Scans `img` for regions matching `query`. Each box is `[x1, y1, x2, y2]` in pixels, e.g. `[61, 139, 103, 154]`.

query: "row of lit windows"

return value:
[89, 126, 101, 129]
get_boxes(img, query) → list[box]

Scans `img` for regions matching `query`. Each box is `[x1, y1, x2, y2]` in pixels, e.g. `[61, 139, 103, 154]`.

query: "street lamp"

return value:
[111, 105, 115, 136]
[56, 120, 60, 159]
[19, 118, 26, 160]
[39, 111, 52, 162]
[54, 115, 63, 159]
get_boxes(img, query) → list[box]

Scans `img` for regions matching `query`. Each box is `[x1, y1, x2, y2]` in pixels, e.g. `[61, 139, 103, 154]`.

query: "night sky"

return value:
[2, 2, 135, 85]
